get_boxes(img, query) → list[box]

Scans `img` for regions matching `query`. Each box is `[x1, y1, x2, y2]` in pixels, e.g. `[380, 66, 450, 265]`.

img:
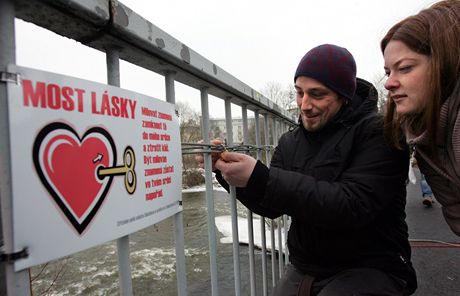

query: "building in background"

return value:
[207, 117, 254, 144]
[206, 104, 298, 145]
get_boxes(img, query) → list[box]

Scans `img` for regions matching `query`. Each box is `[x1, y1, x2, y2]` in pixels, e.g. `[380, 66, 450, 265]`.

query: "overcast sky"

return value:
[15, 0, 434, 118]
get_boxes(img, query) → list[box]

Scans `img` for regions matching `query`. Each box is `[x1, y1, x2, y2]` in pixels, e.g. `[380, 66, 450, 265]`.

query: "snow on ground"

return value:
[214, 215, 287, 253]
[182, 173, 287, 253]
[182, 184, 227, 193]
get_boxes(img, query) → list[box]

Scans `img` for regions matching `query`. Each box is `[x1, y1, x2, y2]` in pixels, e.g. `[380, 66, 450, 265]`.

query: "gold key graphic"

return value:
[98, 146, 136, 194]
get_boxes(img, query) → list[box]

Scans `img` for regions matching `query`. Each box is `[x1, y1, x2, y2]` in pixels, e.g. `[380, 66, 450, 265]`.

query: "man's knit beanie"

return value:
[294, 44, 357, 100]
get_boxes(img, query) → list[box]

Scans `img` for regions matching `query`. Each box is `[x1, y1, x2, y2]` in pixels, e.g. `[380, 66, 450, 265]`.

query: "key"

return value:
[98, 146, 137, 194]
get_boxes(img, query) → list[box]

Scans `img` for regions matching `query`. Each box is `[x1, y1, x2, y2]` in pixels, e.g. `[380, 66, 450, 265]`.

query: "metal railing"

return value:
[0, 0, 296, 295]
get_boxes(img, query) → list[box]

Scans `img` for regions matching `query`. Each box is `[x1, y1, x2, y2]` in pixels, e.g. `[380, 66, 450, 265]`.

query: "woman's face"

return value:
[383, 40, 431, 115]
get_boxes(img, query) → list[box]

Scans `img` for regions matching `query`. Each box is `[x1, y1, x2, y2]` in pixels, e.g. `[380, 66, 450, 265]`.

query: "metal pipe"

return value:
[0, 1, 31, 294]
[255, 111, 268, 296]
[200, 87, 219, 296]
[165, 71, 187, 296]
[283, 215, 289, 266]
[281, 121, 290, 266]
[274, 120, 284, 277]
[107, 49, 134, 296]
[270, 219, 277, 286]
[241, 104, 256, 296]
[263, 115, 277, 286]
[116, 236, 133, 296]
[254, 111, 262, 162]
[224, 97, 241, 296]
[254, 110, 268, 296]
[264, 115, 272, 164]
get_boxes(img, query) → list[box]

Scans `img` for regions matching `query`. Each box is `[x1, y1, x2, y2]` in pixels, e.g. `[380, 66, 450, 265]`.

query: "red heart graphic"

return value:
[33, 123, 116, 234]
[43, 134, 110, 218]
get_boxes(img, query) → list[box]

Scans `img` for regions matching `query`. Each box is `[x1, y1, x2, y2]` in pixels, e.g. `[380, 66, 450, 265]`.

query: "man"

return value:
[204, 44, 417, 295]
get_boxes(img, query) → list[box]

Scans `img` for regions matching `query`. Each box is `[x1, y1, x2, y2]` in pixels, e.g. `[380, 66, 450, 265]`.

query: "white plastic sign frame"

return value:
[7, 65, 182, 271]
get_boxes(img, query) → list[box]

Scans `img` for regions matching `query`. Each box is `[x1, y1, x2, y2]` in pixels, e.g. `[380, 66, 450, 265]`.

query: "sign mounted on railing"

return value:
[6, 65, 182, 271]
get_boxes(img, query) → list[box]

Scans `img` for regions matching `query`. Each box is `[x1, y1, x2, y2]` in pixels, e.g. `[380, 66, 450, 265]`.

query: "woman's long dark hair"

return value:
[381, 0, 460, 155]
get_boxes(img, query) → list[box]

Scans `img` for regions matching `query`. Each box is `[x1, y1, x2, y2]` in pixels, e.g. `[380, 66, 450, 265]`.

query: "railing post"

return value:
[106, 48, 134, 296]
[200, 87, 219, 296]
[0, 0, 31, 294]
[242, 104, 256, 296]
[165, 70, 188, 296]
[281, 121, 290, 267]
[224, 97, 241, 296]
[264, 114, 276, 287]
[255, 111, 268, 296]
[263, 115, 272, 165]
[274, 119, 284, 278]
[283, 215, 290, 266]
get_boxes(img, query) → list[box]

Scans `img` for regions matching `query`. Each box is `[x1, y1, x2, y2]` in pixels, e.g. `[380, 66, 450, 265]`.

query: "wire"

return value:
[409, 239, 460, 248]
[181, 142, 273, 155]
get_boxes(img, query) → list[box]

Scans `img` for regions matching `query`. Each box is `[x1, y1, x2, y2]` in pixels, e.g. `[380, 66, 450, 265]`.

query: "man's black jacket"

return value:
[216, 78, 417, 293]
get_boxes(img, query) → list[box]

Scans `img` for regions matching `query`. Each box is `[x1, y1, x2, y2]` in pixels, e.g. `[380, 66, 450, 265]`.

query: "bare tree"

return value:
[260, 81, 294, 110]
[176, 101, 203, 186]
[211, 125, 224, 140]
[372, 74, 388, 114]
[176, 101, 201, 143]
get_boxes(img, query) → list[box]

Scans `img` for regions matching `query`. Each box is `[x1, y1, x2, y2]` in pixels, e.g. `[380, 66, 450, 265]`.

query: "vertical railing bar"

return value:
[263, 115, 276, 287]
[274, 120, 284, 278]
[254, 111, 262, 164]
[165, 71, 188, 296]
[282, 122, 290, 266]
[263, 115, 271, 165]
[269, 117, 277, 286]
[283, 216, 289, 266]
[270, 220, 276, 286]
[200, 87, 219, 296]
[241, 104, 256, 296]
[106, 49, 134, 296]
[224, 98, 241, 296]
[255, 111, 268, 296]
[0, 1, 31, 295]
[268, 116, 277, 287]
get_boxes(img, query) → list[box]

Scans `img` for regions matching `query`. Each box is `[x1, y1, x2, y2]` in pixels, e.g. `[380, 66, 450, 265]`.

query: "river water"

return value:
[30, 189, 278, 295]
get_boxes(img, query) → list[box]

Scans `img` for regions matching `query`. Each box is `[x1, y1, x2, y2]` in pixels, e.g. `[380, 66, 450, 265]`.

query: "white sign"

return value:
[7, 65, 182, 271]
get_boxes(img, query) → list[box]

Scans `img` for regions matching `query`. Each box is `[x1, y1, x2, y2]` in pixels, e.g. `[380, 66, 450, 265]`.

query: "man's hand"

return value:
[195, 139, 223, 171]
[215, 152, 257, 187]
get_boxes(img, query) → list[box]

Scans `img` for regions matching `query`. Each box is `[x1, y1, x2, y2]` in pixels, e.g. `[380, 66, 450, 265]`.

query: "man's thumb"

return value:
[220, 151, 239, 162]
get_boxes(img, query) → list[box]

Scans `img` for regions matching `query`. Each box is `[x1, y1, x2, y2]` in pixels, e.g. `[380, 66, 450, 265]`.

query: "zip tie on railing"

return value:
[0, 247, 28, 263]
[0, 71, 21, 85]
[181, 142, 273, 155]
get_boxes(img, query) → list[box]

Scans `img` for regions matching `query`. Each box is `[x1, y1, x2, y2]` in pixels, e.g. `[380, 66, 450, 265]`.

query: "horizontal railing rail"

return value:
[13, 0, 296, 123]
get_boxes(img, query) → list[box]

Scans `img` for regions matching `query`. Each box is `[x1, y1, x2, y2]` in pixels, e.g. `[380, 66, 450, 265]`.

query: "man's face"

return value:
[295, 76, 345, 132]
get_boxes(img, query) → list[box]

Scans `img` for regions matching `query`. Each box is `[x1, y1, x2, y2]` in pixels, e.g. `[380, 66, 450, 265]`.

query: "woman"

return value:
[381, 0, 460, 235]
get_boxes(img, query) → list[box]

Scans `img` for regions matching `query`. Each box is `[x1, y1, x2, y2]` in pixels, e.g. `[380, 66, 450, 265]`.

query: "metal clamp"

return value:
[0, 71, 21, 85]
[0, 248, 28, 263]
